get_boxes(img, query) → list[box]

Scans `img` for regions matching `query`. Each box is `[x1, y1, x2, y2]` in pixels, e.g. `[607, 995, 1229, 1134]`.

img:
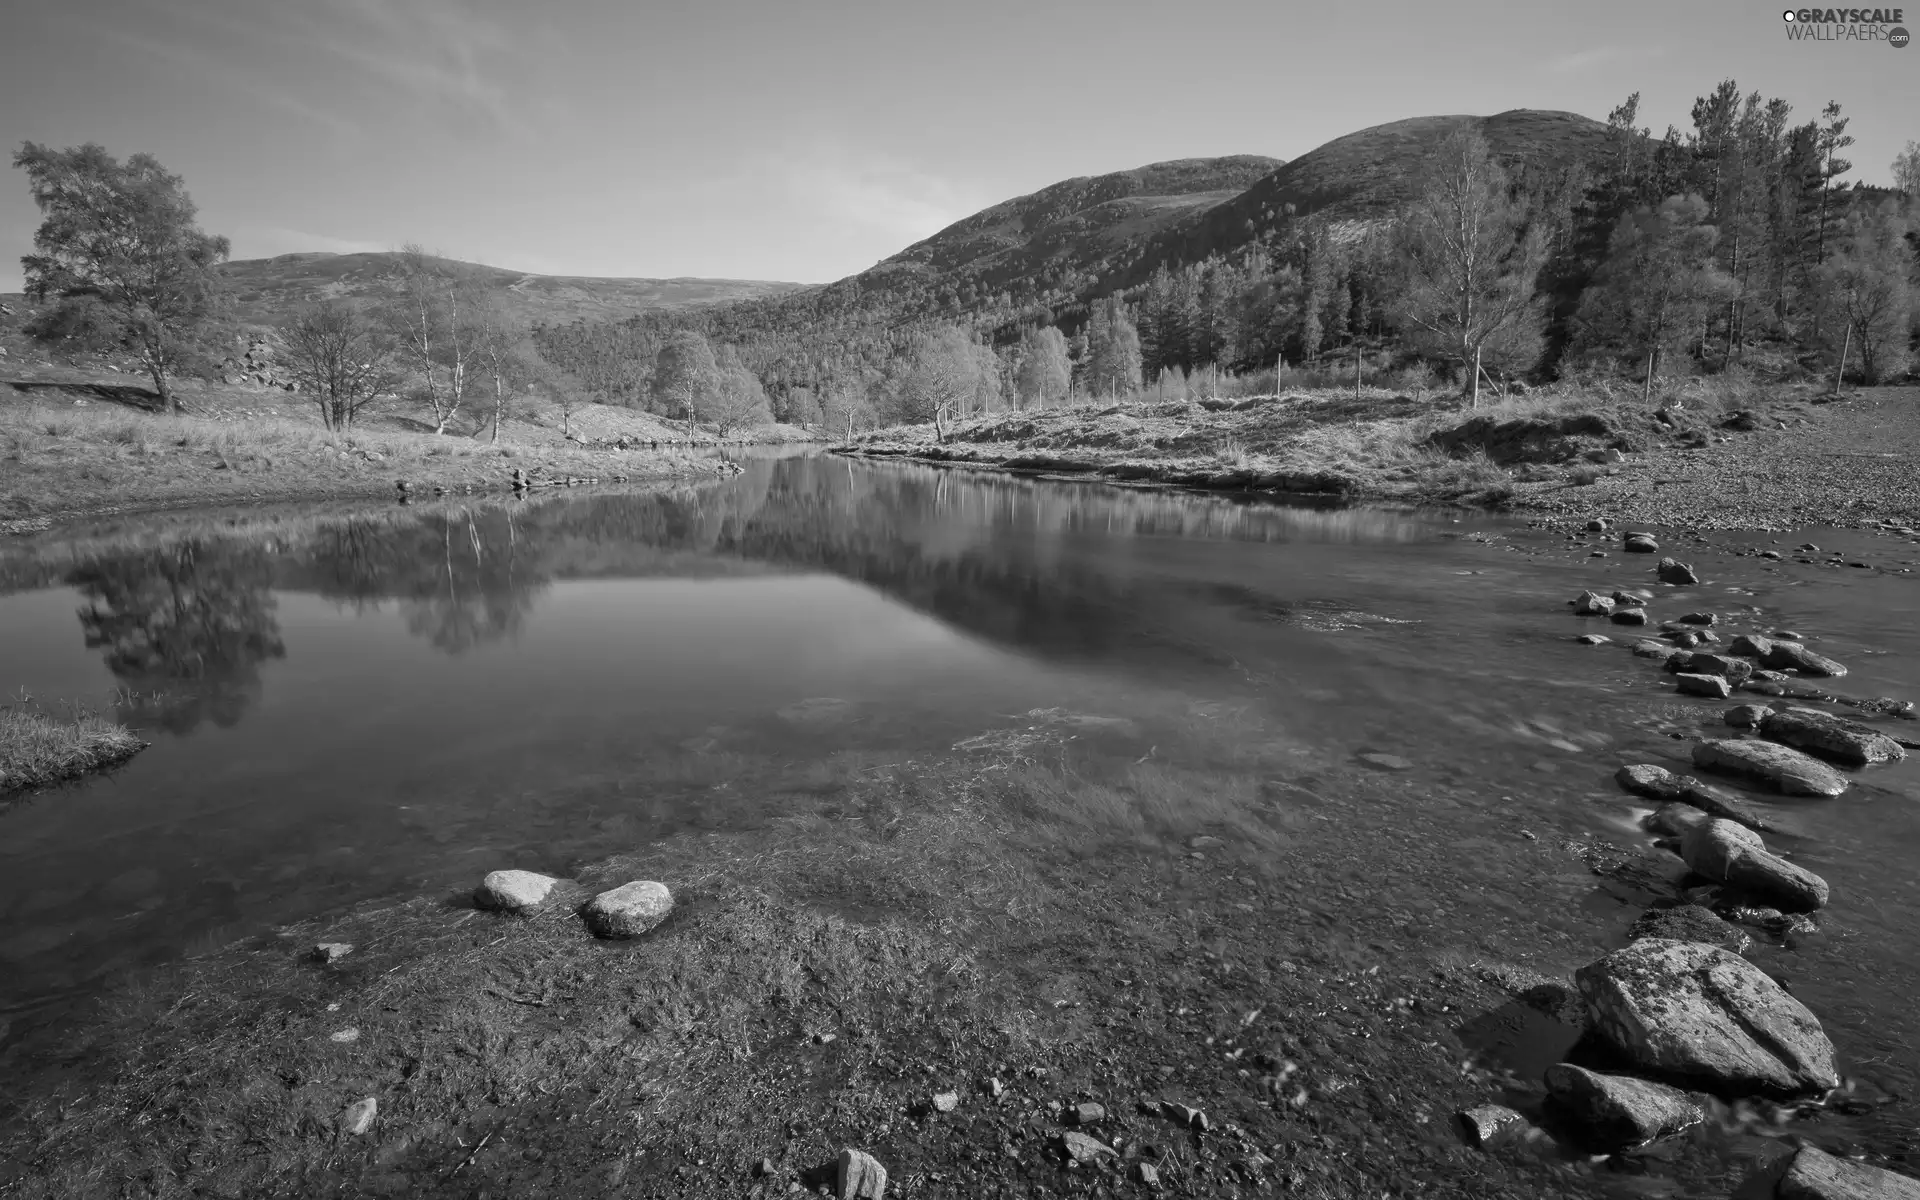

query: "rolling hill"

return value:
[211, 252, 809, 327]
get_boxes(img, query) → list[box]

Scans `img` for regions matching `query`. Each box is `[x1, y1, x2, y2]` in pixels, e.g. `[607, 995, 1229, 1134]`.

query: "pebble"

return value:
[1576, 633, 1611, 645]
[340, 1097, 379, 1135]
[1058, 1132, 1115, 1163]
[312, 942, 353, 964]
[329, 1027, 360, 1044]
[1071, 1101, 1105, 1125]
[932, 1091, 959, 1114]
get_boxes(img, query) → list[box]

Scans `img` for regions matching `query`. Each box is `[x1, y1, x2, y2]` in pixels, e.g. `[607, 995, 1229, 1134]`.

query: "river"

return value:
[1, 450, 1917, 1188]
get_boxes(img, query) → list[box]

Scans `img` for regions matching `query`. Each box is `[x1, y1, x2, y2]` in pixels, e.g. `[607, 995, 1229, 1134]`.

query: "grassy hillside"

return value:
[209, 251, 809, 326]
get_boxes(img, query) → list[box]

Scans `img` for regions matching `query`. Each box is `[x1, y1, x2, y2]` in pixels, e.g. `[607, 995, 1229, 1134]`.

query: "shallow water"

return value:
[2, 452, 1917, 1179]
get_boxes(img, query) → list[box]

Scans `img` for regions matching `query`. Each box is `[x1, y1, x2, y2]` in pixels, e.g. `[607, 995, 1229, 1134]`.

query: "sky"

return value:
[2, 0, 1917, 293]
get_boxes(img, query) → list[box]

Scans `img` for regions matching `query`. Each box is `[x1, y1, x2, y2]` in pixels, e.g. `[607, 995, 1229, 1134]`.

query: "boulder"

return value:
[583, 881, 674, 938]
[1611, 608, 1650, 626]
[1761, 642, 1848, 677]
[1725, 704, 1771, 729]
[1680, 819, 1828, 911]
[837, 1148, 889, 1199]
[1575, 938, 1838, 1095]
[1626, 904, 1752, 954]
[1573, 590, 1617, 616]
[1691, 739, 1849, 797]
[1678, 612, 1718, 626]
[474, 869, 559, 913]
[1670, 631, 1702, 649]
[1778, 1144, 1920, 1200]
[1544, 1062, 1704, 1148]
[1587, 518, 1611, 532]
[1658, 558, 1701, 585]
[1730, 633, 1776, 659]
[1625, 533, 1660, 554]
[1758, 708, 1906, 767]
[1677, 673, 1733, 699]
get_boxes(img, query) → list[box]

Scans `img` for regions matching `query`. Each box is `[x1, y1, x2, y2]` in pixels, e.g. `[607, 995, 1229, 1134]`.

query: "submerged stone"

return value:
[1627, 904, 1751, 954]
[1677, 673, 1734, 699]
[1575, 938, 1837, 1095]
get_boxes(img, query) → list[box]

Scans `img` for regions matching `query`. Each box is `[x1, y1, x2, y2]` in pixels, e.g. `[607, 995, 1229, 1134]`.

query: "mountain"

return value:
[860, 156, 1283, 300]
[1150, 109, 1615, 265]
[757, 110, 1612, 328]
[213, 252, 808, 327]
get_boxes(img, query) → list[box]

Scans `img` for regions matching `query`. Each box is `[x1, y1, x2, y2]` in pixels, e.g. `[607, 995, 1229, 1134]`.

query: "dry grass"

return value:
[0, 698, 148, 795]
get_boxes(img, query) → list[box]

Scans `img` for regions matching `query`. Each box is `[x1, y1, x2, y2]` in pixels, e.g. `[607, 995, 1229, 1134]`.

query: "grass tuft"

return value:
[0, 699, 149, 794]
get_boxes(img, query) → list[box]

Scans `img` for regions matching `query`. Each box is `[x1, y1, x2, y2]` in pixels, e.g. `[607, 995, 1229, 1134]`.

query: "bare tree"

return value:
[1389, 127, 1550, 407]
[280, 299, 399, 432]
[471, 298, 541, 443]
[391, 244, 480, 434]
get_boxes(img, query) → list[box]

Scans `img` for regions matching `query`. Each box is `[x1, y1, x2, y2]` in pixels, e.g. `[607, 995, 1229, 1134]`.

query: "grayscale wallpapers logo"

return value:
[1782, 7, 1910, 44]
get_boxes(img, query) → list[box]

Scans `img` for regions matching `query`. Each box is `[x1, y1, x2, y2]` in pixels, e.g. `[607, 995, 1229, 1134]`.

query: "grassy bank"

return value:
[0, 702, 147, 796]
[833, 376, 1823, 509]
[0, 717, 1616, 1199]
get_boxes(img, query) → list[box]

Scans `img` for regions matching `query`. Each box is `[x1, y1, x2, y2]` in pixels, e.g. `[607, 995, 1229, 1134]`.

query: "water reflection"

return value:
[68, 542, 286, 733]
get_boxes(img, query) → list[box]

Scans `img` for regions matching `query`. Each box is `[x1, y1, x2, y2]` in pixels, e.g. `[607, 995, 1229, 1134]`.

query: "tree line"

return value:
[534, 81, 1918, 424]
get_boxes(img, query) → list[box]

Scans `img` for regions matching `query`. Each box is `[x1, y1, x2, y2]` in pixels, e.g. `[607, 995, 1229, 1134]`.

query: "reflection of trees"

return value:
[308, 507, 545, 655]
[68, 541, 286, 733]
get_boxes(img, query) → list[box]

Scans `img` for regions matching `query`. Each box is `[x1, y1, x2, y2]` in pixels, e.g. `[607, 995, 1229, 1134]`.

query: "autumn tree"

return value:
[1015, 325, 1072, 409]
[894, 326, 1000, 442]
[1575, 195, 1734, 400]
[1813, 199, 1914, 384]
[1082, 295, 1143, 399]
[704, 348, 773, 436]
[13, 142, 231, 413]
[652, 329, 720, 438]
[1389, 128, 1551, 405]
[280, 299, 399, 433]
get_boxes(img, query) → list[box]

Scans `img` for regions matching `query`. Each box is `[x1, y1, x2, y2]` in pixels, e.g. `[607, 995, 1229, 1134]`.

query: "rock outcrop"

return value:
[1776, 1144, 1920, 1199]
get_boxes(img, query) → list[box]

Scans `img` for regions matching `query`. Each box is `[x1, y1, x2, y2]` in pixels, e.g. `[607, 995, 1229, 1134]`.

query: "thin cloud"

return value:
[1541, 44, 1671, 74]
[88, 21, 362, 141]
[774, 145, 990, 244]
[248, 227, 393, 257]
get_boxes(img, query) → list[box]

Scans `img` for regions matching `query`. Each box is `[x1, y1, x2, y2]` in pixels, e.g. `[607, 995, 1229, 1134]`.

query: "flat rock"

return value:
[837, 1148, 888, 1198]
[1730, 633, 1775, 659]
[1761, 642, 1848, 677]
[1679, 612, 1718, 625]
[474, 869, 559, 913]
[1575, 938, 1837, 1095]
[1358, 752, 1413, 771]
[583, 881, 674, 938]
[1779, 1144, 1920, 1199]
[1617, 764, 1688, 803]
[1544, 1062, 1703, 1149]
[1577, 633, 1611, 645]
[1759, 708, 1906, 767]
[1677, 673, 1734, 698]
[1633, 640, 1684, 662]
[1058, 1132, 1115, 1163]
[1692, 739, 1849, 797]
[1627, 904, 1752, 954]
[1611, 608, 1650, 626]
[1666, 652, 1755, 684]
[1680, 819, 1828, 912]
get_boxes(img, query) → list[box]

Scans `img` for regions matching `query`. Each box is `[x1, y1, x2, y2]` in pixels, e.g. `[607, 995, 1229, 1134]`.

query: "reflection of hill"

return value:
[20, 454, 1441, 730]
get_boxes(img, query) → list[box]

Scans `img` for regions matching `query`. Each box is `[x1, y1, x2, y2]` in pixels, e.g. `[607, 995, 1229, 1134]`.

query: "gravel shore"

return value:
[1509, 387, 1920, 533]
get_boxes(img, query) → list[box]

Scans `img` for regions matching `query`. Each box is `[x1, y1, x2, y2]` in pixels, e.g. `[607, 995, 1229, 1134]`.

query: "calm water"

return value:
[2, 452, 1918, 1168]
